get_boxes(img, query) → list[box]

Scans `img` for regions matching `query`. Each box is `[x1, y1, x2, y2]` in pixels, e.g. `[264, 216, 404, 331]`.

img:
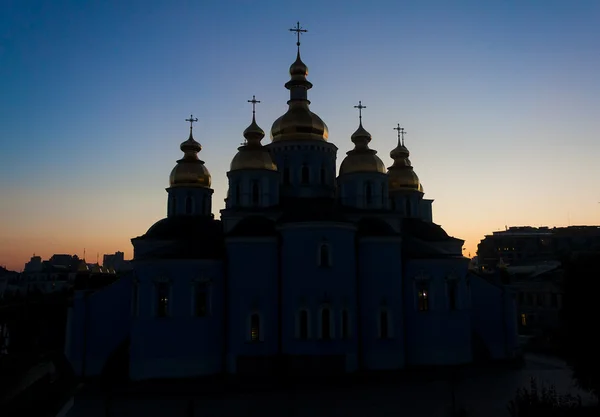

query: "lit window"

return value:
[417, 286, 429, 311]
[521, 313, 527, 326]
[250, 313, 260, 342]
[156, 282, 169, 318]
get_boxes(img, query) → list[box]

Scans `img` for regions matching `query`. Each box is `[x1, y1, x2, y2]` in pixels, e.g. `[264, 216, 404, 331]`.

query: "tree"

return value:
[562, 251, 600, 399]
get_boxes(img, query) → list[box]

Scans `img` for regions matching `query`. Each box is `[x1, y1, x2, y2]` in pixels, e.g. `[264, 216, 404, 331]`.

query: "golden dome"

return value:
[387, 134, 422, 192]
[230, 112, 277, 171]
[271, 103, 329, 142]
[270, 49, 328, 142]
[339, 122, 386, 175]
[169, 128, 211, 188]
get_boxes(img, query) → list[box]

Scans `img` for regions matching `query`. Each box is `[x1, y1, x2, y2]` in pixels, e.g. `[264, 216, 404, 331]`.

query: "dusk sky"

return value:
[1, 0, 599, 271]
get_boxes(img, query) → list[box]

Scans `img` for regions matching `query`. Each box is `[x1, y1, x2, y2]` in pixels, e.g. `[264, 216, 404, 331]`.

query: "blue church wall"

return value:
[357, 237, 404, 370]
[225, 237, 279, 372]
[338, 172, 389, 210]
[268, 141, 337, 198]
[403, 258, 472, 366]
[65, 273, 132, 377]
[279, 223, 357, 369]
[469, 273, 518, 360]
[226, 169, 279, 208]
[130, 259, 224, 380]
[167, 186, 213, 216]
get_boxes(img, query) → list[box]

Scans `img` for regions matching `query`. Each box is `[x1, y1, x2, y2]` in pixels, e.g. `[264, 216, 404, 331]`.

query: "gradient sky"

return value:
[1, 0, 599, 271]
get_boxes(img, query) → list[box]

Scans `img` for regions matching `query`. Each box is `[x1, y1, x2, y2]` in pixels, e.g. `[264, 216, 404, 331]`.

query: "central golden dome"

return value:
[169, 128, 211, 188]
[270, 50, 328, 142]
[339, 122, 386, 175]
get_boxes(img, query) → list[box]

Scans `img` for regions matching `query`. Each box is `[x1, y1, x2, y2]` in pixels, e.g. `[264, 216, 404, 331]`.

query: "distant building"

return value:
[477, 226, 600, 272]
[103, 251, 132, 272]
[64, 29, 518, 381]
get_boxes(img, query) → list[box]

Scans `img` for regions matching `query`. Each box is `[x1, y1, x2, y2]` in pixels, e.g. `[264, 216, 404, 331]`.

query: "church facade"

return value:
[65, 27, 518, 381]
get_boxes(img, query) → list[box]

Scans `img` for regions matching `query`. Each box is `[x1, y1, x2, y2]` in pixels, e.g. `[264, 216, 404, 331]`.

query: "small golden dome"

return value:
[387, 134, 422, 192]
[231, 149, 277, 171]
[169, 128, 211, 188]
[340, 122, 386, 175]
[230, 113, 277, 171]
[289, 52, 308, 78]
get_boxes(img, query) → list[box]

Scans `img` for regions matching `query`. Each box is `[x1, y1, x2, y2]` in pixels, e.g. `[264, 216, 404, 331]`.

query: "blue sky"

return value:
[1, 0, 599, 270]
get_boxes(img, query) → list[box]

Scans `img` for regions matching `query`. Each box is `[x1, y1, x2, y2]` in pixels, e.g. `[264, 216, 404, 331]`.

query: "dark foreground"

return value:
[59, 355, 596, 417]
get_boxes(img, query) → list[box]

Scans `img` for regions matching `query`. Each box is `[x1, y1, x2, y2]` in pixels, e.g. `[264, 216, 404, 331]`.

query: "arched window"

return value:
[185, 196, 193, 215]
[301, 164, 309, 184]
[171, 196, 177, 215]
[381, 183, 386, 205]
[405, 200, 411, 217]
[320, 165, 326, 185]
[250, 313, 260, 342]
[235, 184, 241, 204]
[365, 182, 373, 205]
[379, 309, 389, 339]
[417, 285, 429, 311]
[321, 308, 331, 340]
[319, 244, 331, 267]
[299, 310, 309, 340]
[341, 310, 349, 339]
[251, 181, 260, 205]
[283, 166, 290, 184]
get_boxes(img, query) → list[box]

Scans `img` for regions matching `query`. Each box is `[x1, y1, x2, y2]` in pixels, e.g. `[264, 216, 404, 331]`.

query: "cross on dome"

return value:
[247, 95, 261, 116]
[393, 123, 406, 146]
[354, 100, 366, 122]
[289, 21, 307, 47]
[186, 115, 199, 131]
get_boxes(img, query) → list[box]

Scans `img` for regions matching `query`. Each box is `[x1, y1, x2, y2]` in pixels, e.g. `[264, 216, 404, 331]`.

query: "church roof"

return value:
[228, 216, 278, 237]
[356, 217, 397, 236]
[138, 216, 223, 241]
[401, 218, 452, 242]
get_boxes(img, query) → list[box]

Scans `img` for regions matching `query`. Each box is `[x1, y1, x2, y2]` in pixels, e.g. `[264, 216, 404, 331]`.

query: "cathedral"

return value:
[65, 24, 518, 380]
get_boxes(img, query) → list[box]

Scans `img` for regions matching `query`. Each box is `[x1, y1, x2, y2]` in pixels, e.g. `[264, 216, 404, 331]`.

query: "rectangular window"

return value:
[195, 283, 209, 317]
[250, 314, 260, 342]
[132, 280, 139, 317]
[156, 282, 169, 318]
[521, 313, 527, 326]
[417, 286, 429, 311]
[448, 281, 457, 310]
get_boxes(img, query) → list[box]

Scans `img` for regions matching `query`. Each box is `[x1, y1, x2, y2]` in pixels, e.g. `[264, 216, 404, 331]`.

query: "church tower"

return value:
[225, 96, 279, 209]
[166, 116, 213, 217]
[387, 125, 432, 220]
[266, 22, 337, 200]
[338, 101, 388, 209]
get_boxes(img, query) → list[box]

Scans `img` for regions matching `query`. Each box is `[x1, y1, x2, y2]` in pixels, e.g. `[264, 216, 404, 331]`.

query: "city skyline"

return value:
[2, 0, 600, 271]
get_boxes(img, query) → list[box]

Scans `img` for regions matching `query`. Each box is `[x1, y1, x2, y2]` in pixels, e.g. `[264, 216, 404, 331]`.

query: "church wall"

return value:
[338, 172, 388, 210]
[268, 141, 337, 199]
[403, 258, 472, 367]
[167, 187, 213, 216]
[65, 274, 132, 377]
[225, 238, 279, 373]
[469, 274, 518, 360]
[130, 259, 224, 380]
[357, 238, 405, 370]
[226, 170, 279, 209]
[279, 223, 357, 370]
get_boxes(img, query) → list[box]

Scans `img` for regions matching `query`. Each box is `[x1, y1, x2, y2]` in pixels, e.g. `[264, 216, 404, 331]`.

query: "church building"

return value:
[64, 24, 518, 380]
